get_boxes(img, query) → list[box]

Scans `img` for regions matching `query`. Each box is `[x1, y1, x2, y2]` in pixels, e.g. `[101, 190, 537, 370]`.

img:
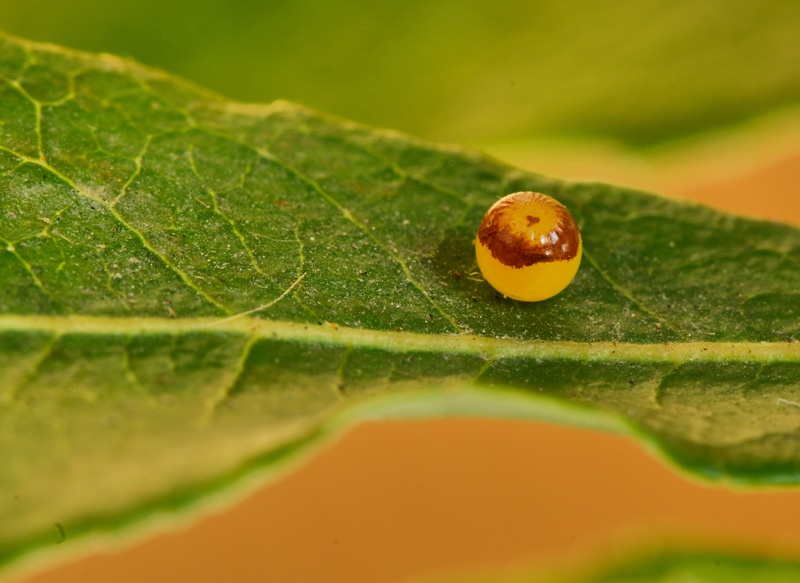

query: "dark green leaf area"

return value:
[489, 549, 800, 583]
[744, 293, 800, 339]
[3, 325, 800, 564]
[0, 81, 39, 158]
[0, 329, 481, 560]
[19, 63, 71, 104]
[586, 552, 800, 583]
[557, 181, 800, 343]
[218, 340, 486, 425]
[484, 357, 800, 480]
[2, 34, 800, 574]
[1, 330, 260, 555]
[2, 36, 799, 342]
[0, 36, 28, 79]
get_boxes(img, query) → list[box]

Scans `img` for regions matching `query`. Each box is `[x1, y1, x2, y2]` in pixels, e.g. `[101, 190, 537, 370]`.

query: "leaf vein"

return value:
[582, 247, 682, 337]
[185, 144, 275, 283]
[1, 332, 59, 404]
[0, 235, 72, 313]
[200, 334, 258, 425]
[0, 145, 232, 315]
[255, 148, 465, 333]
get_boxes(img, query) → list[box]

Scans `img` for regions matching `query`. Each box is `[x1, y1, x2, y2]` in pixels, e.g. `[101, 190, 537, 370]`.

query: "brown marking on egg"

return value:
[477, 192, 580, 269]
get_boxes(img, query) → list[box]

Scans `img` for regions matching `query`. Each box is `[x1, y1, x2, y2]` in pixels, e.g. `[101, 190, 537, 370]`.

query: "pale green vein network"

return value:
[96, 74, 454, 331]
[196, 124, 466, 333]
[0, 235, 71, 312]
[0, 68, 237, 317]
[7, 32, 800, 583]
[198, 272, 306, 327]
[185, 144, 277, 283]
[582, 247, 681, 334]
[111, 134, 152, 207]
[154, 95, 466, 330]
[0, 75, 44, 160]
[0, 145, 233, 315]
[1, 332, 59, 404]
[201, 334, 259, 425]
[2, 58, 467, 330]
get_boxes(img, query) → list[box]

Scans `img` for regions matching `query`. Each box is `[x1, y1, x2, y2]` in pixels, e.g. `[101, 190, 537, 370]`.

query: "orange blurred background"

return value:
[15, 133, 800, 583]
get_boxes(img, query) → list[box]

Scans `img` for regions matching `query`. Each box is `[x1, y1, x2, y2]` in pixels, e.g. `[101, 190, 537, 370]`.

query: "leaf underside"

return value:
[1, 33, 800, 571]
[444, 549, 800, 583]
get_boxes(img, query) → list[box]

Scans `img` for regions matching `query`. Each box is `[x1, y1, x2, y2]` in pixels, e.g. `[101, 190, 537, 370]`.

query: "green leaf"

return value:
[1, 33, 800, 573]
[436, 549, 800, 583]
[585, 552, 800, 583]
[4, 1, 800, 146]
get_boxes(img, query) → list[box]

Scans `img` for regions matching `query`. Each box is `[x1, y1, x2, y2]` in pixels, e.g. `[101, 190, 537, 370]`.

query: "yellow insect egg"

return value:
[475, 191, 582, 302]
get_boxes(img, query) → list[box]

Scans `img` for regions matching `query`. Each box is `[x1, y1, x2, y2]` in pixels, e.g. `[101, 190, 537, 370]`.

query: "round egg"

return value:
[475, 191, 582, 301]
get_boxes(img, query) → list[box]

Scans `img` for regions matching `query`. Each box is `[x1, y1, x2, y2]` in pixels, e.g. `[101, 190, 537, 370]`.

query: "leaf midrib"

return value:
[1, 314, 798, 364]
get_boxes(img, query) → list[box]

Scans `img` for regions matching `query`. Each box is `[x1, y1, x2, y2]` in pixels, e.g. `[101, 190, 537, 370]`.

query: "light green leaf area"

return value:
[1, 34, 800, 571]
[4, 1, 800, 147]
[443, 550, 800, 583]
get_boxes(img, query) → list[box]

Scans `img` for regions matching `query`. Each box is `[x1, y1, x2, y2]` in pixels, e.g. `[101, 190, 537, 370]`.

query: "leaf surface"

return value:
[435, 549, 800, 583]
[1, 34, 800, 572]
[5, 1, 800, 146]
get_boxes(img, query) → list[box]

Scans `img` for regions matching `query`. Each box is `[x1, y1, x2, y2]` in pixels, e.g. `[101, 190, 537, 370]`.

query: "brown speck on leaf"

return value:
[275, 199, 289, 206]
[453, 271, 462, 280]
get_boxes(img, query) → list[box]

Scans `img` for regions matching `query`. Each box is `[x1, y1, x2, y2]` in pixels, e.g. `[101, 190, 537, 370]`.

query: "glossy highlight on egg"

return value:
[475, 191, 582, 301]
